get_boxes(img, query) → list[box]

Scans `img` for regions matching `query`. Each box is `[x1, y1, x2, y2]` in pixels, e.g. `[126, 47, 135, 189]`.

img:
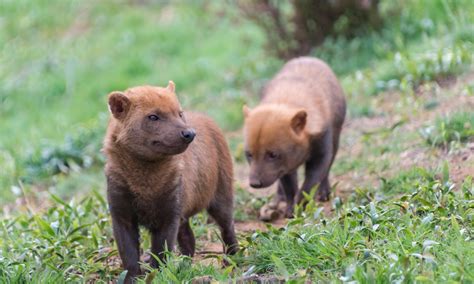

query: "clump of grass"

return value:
[23, 126, 105, 182]
[348, 104, 376, 118]
[374, 42, 473, 93]
[379, 167, 435, 195]
[420, 112, 474, 148]
[0, 192, 116, 283]
[233, 185, 267, 222]
[136, 253, 231, 284]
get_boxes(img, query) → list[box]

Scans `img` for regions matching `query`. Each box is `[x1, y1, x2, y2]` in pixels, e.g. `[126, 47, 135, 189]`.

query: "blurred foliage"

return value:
[237, 0, 381, 59]
[0, 0, 279, 203]
[234, 185, 267, 222]
[373, 42, 472, 94]
[23, 123, 105, 182]
[420, 112, 474, 148]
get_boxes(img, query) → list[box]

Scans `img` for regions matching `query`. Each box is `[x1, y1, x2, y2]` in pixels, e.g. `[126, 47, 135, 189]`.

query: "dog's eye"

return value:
[148, 115, 160, 121]
[266, 151, 279, 160]
[245, 151, 252, 161]
[179, 111, 184, 118]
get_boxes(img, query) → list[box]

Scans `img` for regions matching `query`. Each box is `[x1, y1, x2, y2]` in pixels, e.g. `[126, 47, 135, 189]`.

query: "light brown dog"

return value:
[103, 82, 237, 283]
[243, 57, 346, 220]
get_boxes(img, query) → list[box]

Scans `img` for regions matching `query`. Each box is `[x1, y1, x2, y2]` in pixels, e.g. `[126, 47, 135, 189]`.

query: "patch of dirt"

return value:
[236, 220, 271, 232]
[448, 143, 474, 185]
[334, 71, 474, 192]
[2, 184, 51, 217]
[435, 75, 457, 89]
[194, 242, 223, 267]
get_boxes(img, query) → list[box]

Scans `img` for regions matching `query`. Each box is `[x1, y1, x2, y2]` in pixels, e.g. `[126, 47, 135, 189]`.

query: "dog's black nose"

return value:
[250, 180, 263, 188]
[181, 129, 196, 143]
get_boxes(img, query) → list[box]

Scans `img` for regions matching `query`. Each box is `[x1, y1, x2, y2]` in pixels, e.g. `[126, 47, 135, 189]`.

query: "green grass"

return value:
[379, 167, 436, 195]
[420, 112, 474, 148]
[1, 171, 472, 282]
[0, 192, 116, 282]
[23, 123, 105, 181]
[241, 175, 473, 282]
[0, 0, 277, 203]
[233, 185, 267, 222]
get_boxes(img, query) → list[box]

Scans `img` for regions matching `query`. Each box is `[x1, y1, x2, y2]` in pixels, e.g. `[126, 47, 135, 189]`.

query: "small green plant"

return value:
[0, 192, 116, 283]
[379, 167, 435, 195]
[233, 185, 267, 221]
[375, 42, 473, 93]
[23, 126, 105, 182]
[420, 112, 474, 148]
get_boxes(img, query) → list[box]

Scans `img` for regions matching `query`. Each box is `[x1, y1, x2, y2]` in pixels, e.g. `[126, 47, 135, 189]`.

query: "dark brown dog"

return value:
[243, 57, 346, 220]
[103, 82, 237, 282]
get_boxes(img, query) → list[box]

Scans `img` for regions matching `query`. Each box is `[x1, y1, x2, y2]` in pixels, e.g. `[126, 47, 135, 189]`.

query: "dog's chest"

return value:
[131, 190, 181, 229]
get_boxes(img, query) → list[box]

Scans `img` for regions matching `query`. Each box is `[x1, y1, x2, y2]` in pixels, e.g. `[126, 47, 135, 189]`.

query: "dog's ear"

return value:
[167, 80, 176, 93]
[243, 105, 252, 118]
[108, 92, 131, 120]
[290, 109, 307, 134]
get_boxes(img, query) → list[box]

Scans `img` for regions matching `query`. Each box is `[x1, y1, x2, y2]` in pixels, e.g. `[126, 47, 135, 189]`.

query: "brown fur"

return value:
[243, 57, 346, 218]
[103, 83, 237, 282]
